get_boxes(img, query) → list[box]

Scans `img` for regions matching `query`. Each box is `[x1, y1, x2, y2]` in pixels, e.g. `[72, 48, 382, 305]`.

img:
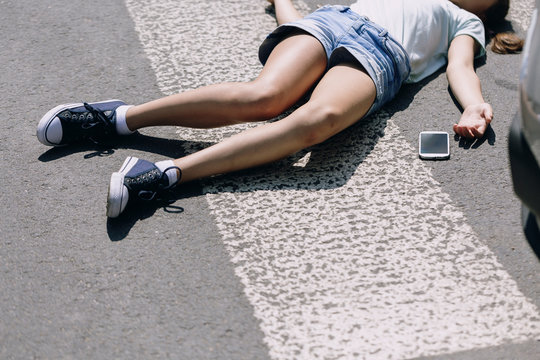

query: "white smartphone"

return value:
[418, 131, 450, 160]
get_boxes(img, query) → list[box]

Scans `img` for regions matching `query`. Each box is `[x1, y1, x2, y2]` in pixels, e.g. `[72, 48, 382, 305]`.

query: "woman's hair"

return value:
[485, 0, 524, 54]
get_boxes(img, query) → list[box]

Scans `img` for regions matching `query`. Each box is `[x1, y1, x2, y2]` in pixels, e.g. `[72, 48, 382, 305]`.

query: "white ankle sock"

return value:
[155, 160, 180, 186]
[115, 105, 135, 135]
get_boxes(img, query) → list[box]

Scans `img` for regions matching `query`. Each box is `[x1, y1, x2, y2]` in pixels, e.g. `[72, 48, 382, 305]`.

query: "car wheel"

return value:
[522, 205, 540, 258]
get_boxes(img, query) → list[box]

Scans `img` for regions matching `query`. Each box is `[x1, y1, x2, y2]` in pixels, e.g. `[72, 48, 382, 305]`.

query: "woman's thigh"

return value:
[252, 31, 328, 112]
[292, 62, 377, 144]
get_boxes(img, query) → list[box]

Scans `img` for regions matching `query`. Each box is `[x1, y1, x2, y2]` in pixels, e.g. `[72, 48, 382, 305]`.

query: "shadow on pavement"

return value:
[37, 132, 206, 162]
[106, 180, 203, 241]
[454, 125, 496, 149]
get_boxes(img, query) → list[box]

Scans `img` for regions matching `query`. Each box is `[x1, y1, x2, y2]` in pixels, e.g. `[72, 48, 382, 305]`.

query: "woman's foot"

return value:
[37, 100, 132, 146]
[107, 157, 181, 218]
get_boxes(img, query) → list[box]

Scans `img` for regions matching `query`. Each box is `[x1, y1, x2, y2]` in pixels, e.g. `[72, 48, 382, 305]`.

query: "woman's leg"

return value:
[173, 62, 377, 183]
[106, 62, 376, 217]
[268, 0, 303, 25]
[125, 32, 327, 131]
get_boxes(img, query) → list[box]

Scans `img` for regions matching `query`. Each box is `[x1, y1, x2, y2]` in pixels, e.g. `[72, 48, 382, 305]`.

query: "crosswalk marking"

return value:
[125, 0, 540, 358]
[509, 0, 535, 31]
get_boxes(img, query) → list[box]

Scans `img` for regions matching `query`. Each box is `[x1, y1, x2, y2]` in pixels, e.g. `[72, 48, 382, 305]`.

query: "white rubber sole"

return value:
[106, 156, 139, 218]
[36, 99, 124, 146]
[36, 102, 82, 146]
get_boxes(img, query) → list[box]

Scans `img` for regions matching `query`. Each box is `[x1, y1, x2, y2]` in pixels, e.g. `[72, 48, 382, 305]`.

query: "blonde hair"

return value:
[485, 0, 524, 54]
[491, 32, 524, 53]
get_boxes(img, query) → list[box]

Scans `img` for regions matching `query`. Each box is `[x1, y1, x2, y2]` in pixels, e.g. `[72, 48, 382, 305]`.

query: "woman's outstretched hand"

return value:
[453, 102, 493, 139]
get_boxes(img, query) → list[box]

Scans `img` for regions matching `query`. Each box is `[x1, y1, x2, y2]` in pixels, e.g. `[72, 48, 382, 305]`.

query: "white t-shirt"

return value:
[350, 0, 486, 83]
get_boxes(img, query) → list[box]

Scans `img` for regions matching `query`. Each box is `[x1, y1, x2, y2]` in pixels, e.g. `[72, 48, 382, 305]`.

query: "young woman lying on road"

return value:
[37, 0, 523, 217]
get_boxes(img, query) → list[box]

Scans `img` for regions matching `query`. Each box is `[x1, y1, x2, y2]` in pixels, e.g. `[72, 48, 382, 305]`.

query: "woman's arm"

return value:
[446, 35, 493, 139]
[267, 0, 303, 25]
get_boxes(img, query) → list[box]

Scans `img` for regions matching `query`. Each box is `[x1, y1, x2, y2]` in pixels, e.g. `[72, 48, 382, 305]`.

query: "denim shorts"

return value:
[259, 5, 411, 116]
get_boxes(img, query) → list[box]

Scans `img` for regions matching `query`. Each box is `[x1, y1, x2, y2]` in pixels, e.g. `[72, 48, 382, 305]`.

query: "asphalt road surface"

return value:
[1, 0, 539, 359]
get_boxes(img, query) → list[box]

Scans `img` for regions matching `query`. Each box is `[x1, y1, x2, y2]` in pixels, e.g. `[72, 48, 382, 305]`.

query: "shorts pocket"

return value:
[380, 37, 410, 86]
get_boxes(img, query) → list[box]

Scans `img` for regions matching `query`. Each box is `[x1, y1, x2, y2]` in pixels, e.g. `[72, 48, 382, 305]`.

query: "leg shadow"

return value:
[106, 180, 203, 241]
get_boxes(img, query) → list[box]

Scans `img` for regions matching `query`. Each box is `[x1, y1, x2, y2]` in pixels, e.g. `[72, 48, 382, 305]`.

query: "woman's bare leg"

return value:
[173, 63, 377, 183]
[268, 0, 303, 25]
[125, 33, 327, 130]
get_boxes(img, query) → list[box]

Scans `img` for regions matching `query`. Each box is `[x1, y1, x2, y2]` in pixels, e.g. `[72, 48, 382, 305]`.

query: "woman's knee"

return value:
[241, 82, 287, 119]
[292, 103, 346, 147]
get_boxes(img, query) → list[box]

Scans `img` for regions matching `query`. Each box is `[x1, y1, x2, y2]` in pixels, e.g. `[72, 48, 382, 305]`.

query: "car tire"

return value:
[522, 205, 540, 257]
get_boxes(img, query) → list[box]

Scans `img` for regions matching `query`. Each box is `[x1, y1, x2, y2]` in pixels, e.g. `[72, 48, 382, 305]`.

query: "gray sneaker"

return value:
[107, 157, 181, 218]
[37, 100, 126, 146]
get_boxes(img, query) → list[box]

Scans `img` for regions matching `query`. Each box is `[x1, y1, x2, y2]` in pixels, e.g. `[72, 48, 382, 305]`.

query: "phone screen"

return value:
[420, 133, 448, 154]
[419, 132, 449, 159]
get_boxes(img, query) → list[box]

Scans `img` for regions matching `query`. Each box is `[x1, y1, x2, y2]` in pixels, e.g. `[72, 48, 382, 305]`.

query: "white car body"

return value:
[520, 0, 540, 163]
[510, 0, 540, 256]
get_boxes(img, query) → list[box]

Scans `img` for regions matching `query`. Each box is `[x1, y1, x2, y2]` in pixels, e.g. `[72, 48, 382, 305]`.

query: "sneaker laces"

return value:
[136, 166, 182, 201]
[82, 102, 115, 143]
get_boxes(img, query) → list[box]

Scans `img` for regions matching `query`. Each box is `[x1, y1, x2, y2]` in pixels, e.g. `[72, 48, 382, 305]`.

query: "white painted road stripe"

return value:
[125, 0, 540, 358]
[510, 0, 535, 31]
